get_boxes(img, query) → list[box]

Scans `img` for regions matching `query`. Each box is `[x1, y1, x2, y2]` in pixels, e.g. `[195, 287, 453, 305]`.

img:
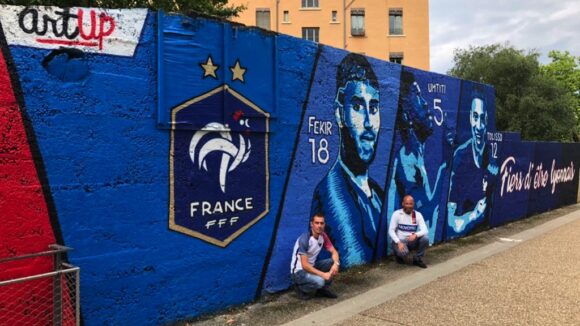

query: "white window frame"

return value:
[351, 9, 365, 36]
[301, 0, 319, 9]
[302, 27, 320, 43]
[389, 9, 403, 35]
[256, 8, 271, 30]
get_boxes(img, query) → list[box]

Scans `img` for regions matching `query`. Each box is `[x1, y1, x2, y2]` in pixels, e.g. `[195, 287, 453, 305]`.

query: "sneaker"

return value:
[294, 286, 313, 300]
[316, 288, 338, 299]
[413, 258, 427, 269]
[395, 255, 405, 265]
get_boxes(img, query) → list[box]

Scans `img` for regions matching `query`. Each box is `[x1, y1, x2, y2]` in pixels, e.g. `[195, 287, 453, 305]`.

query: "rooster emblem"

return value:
[189, 122, 251, 193]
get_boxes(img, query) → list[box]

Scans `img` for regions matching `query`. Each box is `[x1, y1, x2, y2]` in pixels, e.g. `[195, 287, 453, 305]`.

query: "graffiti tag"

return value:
[0, 5, 147, 57]
[18, 8, 115, 50]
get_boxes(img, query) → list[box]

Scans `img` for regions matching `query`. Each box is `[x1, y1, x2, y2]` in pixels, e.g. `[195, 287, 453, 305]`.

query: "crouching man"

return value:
[290, 213, 340, 299]
[389, 195, 429, 268]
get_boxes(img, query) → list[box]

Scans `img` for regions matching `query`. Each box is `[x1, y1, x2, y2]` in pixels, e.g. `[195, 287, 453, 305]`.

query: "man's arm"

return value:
[328, 246, 340, 276]
[389, 212, 407, 252]
[415, 211, 429, 238]
[388, 212, 400, 243]
[295, 234, 331, 280]
[322, 233, 340, 275]
[447, 197, 486, 233]
[300, 255, 332, 281]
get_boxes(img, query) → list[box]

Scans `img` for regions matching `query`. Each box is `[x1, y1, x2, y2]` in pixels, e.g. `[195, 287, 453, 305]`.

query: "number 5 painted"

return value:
[433, 98, 444, 126]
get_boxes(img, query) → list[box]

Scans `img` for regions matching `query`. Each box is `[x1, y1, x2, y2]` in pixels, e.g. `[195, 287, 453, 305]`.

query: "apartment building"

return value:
[229, 0, 430, 70]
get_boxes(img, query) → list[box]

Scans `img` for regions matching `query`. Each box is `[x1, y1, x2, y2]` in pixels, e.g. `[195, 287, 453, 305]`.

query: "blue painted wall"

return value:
[385, 67, 461, 246]
[1, 6, 579, 325]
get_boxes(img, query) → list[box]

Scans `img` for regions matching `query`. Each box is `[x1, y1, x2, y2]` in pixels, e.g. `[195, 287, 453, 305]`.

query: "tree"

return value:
[0, 0, 245, 18]
[541, 51, 580, 95]
[541, 51, 580, 132]
[449, 44, 578, 142]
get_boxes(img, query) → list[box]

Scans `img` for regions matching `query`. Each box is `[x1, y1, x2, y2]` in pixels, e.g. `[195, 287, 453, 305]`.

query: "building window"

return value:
[331, 10, 338, 22]
[302, 0, 319, 8]
[351, 9, 365, 36]
[256, 9, 271, 30]
[283, 10, 290, 23]
[302, 27, 320, 43]
[389, 9, 403, 35]
[389, 52, 404, 64]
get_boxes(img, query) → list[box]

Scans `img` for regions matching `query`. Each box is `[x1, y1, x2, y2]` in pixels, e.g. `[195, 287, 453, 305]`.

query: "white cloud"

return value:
[429, 0, 580, 73]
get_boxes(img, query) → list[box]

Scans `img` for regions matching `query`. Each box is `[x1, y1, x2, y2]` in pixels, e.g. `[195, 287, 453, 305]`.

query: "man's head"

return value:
[335, 54, 380, 172]
[398, 70, 433, 142]
[470, 97, 487, 154]
[402, 195, 415, 214]
[310, 213, 325, 236]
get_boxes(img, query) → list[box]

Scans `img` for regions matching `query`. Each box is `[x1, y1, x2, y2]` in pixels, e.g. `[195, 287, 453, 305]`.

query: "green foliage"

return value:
[0, 0, 245, 18]
[541, 51, 580, 94]
[449, 44, 579, 142]
[541, 51, 580, 128]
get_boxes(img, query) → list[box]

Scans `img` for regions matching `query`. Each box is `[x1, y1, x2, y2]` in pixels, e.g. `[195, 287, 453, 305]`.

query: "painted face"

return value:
[341, 80, 380, 163]
[470, 98, 487, 153]
[402, 196, 415, 214]
[310, 216, 325, 236]
[406, 82, 433, 134]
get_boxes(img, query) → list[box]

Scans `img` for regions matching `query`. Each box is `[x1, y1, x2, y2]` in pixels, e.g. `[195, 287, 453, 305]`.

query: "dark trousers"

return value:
[392, 236, 428, 260]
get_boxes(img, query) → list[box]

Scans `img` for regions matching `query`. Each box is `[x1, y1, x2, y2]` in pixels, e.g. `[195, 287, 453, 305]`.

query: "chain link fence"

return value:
[0, 245, 80, 326]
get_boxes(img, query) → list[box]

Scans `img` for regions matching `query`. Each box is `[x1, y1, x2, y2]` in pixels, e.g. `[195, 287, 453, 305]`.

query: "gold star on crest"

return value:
[230, 59, 247, 83]
[200, 56, 219, 79]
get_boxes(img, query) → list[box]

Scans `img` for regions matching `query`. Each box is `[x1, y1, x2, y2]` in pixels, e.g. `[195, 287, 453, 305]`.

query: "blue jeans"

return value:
[291, 258, 334, 294]
[392, 235, 428, 260]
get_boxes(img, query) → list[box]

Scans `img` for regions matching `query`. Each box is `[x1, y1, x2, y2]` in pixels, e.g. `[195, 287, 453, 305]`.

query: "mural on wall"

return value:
[0, 5, 147, 56]
[0, 14, 63, 326]
[0, 26, 56, 274]
[261, 48, 400, 292]
[445, 83, 499, 239]
[489, 134, 530, 226]
[169, 85, 270, 246]
[1, 5, 164, 326]
[491, 141, 578, 227]
[386, 68, 460, 245]
[310, 53, 385, 265]
[161, 11, 273, 246]
[1, 5, 580, 325]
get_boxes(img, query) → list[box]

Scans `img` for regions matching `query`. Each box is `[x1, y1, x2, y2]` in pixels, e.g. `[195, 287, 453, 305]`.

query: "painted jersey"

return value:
[388, 209, 428, 243]
[290, 232, 334, 274]
[311, 162, 383, 266]
[448, 140, 497, 235]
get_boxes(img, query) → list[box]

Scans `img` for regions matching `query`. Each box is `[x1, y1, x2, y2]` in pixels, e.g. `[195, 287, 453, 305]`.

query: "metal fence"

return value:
[0, 245, 80, 326]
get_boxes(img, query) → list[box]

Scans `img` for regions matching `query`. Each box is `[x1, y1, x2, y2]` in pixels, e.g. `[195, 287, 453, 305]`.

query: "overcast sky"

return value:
[429, 0, 580, 73]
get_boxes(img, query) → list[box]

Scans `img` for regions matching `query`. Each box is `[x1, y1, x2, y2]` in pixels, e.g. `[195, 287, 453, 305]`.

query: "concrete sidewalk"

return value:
[188, 205, 580, 326]
[285, 209, 580, 325]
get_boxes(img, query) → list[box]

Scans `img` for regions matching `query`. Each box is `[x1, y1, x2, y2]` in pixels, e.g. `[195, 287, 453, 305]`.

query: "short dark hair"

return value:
[395, 70, 434, 142]
[310, 212, 325, 222]
[336, 53, 379, 93]
[470, 84, 487, 115]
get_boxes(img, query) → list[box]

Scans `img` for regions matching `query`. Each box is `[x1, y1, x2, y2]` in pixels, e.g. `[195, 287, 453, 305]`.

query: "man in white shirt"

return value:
[290, 213, 340, 299]
[388, 195, 429, 268]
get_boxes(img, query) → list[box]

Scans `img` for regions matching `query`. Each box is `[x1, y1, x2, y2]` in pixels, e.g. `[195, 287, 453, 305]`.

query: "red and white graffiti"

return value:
[0, 5, 147, 57]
